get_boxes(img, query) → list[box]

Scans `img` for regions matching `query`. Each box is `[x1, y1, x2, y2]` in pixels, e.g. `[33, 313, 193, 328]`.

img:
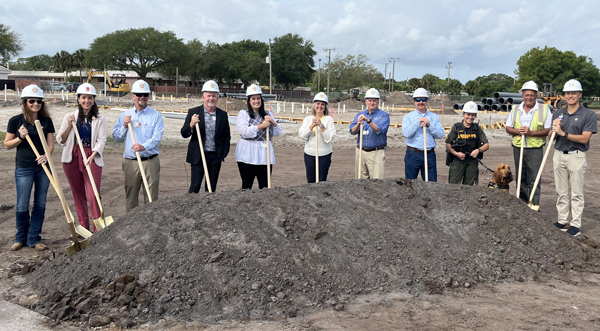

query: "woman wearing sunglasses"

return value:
[56, 83, 106, 232]
[3, 84, 55, 251]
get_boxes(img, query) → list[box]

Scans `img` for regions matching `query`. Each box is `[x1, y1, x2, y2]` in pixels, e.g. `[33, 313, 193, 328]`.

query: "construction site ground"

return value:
[1, 93, 600, 330]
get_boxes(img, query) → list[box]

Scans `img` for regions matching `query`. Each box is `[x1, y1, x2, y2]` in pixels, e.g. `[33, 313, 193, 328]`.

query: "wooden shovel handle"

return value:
[358, 123, 363, 179]
[423, 125, 428, 182]
[516, 134, 525, 199]
[71, 122, 105, 213]
[127, 123, 153, 202]
[194, 122, 212, 193]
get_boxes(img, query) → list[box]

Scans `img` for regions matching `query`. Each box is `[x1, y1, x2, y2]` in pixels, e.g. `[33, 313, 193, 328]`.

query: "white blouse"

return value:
[235, 109, 282, 165]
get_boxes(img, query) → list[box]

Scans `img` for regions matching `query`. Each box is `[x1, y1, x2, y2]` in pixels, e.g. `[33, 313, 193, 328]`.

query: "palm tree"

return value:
[52, 50, 73, 82]
[73, 49, 86, 83]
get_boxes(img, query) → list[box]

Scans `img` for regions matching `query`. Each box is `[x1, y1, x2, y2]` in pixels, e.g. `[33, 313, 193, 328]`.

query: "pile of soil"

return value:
[18, 179, 600, 328]
[384, 91, 455, 109]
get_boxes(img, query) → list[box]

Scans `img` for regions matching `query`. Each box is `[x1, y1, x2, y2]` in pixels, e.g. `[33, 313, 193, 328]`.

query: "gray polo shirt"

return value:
[552, 105, 597, 152]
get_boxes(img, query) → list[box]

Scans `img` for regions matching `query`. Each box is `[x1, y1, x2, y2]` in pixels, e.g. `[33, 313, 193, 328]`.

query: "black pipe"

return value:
[453, 103, 462, 110]
[483, 104, 490, 111]
[481, 98, 487, 104]
[493, 92, 521, 99]
[498, 97, 507, 104]
[486, 98, 498, 105]
[491, 104, 501, 111]
[501, 104, 508, 111]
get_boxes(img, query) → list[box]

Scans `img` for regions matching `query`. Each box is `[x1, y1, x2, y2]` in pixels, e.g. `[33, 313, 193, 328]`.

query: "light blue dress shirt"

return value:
[112, 106, 165, 159]
[402, 109, 445, 149]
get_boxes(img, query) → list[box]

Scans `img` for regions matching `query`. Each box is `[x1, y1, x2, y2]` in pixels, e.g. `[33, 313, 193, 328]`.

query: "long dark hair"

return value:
[21, 99, 50, 124]
[77, 95, 99, 123]
[246, 95, 267, 119]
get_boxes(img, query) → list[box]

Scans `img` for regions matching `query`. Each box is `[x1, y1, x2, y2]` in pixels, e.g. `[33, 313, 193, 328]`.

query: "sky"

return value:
[2, 0, 600, 84]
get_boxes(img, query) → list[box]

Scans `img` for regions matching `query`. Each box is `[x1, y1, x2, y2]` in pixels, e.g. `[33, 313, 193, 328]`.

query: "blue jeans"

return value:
[404, 148, 438, 182]
[15, 166, 51, 246]
[304, 153, 332, 183]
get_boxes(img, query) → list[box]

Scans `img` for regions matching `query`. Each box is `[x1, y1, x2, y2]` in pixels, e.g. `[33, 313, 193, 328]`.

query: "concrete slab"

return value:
[0, 299, 51, 331]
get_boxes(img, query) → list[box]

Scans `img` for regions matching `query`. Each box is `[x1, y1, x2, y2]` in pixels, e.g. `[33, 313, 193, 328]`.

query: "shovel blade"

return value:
[528, 203, 540, 211]
[93, 217, 106, 231]
[65, 239, 90, 256]
[74, 224, 93, 239]
[104, 215, 114, 226]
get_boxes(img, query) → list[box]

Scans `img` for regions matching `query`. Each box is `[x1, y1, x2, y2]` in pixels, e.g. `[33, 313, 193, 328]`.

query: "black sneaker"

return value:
[554, 222, 569, 230]
[566, 226, 581, 237]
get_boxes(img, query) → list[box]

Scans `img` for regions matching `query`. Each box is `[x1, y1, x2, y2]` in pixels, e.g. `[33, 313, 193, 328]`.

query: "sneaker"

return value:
[10, 243, 23, 251]
[34, 243, 48, 251]
[554, 222, 569, 230]
[565, 226, 581, 237]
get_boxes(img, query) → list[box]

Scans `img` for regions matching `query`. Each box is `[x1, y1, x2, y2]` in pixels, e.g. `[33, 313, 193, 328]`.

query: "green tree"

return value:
[9, 54, 53, 70]
[515, 46, 600, 96]
[52, 50, 73, 81]
[465, 73, 515, 98]
[271, 33, 316, 90]
[0, 24, 24, 65]
[445, 78, 463, 95]
[73, 49, 87, 83]
[420, 73, 439, 91]
[87, 27, 187, 79]
[313, 54, 383, 92]
[222, 39, 268, 87]
[407, 78, 421, 91]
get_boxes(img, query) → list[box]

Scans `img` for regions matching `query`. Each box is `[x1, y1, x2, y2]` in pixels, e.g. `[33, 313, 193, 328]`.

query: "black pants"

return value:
[237, 162, 273, 189]
[189, 152, 221, 193]
[304, 153, 332, 183]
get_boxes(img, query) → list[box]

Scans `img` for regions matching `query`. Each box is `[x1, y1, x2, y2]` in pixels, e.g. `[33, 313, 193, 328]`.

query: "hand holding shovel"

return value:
[266, 122, 272, 189]
[358, 122, 363, 179]
[194, 122, 212, 193]
[71, 122, 113, 229]
[127, 123, 153, 202]
[315, 118, 320, 183]
[528, 115, 562, 210]
[516, 134, 525, 199]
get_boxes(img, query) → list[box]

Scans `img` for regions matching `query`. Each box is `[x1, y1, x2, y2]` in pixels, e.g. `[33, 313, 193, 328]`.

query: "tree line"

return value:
[2, 24, 600, 96]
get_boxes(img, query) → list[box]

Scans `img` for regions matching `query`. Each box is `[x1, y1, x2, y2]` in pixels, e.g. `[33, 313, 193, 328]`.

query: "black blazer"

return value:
[181, 105, 231, 165]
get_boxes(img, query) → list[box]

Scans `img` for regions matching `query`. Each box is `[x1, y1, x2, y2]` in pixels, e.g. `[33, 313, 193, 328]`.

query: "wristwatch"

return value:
[564, 132, 569, 139]
[478, 148, 482, 154]
[320, 124, 325, 129]
[366, 119, 372, 124]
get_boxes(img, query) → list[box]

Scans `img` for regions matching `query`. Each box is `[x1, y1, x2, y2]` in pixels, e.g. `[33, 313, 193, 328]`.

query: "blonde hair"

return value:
[21, 99, 50, 124]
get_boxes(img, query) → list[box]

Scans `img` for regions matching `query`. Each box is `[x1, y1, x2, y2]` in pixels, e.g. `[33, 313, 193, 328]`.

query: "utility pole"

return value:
[446, 61, 453, 82]
[324, 47, 335, 94]
[384, 63, 389, 85]
[176, 67, 178, 97]
[269, 39, 273, 93]
[388, 57, 399, 92]
[318, 59, 321, 92]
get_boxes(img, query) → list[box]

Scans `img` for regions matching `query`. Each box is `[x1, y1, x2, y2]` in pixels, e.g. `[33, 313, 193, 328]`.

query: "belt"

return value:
[127, 154, 158, 161]
[358, 146, 386, 152]
[563, 150, 581, 154]
[407, 146, 435, 154]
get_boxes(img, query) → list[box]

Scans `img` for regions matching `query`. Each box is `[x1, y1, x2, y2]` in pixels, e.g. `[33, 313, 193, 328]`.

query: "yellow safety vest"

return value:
[511, 104, 549, 148]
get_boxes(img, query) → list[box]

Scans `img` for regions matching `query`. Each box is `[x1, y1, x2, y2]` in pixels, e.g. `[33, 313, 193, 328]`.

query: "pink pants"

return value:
[62, 145, 102, 232]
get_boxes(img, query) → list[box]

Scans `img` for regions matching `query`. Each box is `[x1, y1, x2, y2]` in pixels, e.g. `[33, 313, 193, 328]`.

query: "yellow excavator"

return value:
[86, 69, 130, 96]
[541, 83, 567, 110]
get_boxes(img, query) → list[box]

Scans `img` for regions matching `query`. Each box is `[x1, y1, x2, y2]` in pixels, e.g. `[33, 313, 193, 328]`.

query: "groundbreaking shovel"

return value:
[29, 124, 91, 256]
[315, 120, 320, 183]
[127, 123, 153, 202]
[357, 122, 363, 179]
[516, 134, 525, 199]
[71, 122, 113, 230]
[194, 122, 212, 193]
[423, 125, 429, 182]
[528, 115, 562, 211]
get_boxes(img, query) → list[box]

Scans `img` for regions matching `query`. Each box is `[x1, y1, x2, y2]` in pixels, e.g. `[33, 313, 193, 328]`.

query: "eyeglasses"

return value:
[414, 98, 428, 102]
[27, 99, 43, 105]
[134, 93, 149, 98]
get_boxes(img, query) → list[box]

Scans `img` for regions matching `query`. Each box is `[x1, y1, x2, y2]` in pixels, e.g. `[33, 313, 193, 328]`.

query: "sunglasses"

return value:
[134, 93, 149, 98]
[27, 99, 43, 105]
[414, 98, 428, 102]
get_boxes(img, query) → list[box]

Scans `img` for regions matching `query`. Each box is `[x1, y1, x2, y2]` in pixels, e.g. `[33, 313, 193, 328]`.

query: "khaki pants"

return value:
[553, 151, 586, 228]
[122, 157, 160, 213]
[355, 148, 385, 179]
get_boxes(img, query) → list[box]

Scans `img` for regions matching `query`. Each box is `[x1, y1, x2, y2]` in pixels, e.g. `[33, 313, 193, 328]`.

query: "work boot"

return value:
[565, 226, 581, 237]
[10, 243, 24, 251]
[34, 243, 48, 251]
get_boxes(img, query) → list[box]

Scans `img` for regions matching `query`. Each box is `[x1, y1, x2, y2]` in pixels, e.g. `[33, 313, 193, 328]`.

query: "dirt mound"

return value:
[20, 179, 600, 328]
[384, 91, 455, 109]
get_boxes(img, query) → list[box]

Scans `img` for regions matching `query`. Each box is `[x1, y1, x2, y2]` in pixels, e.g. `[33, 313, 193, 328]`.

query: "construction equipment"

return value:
[541, 83, 567, 109]
[72, 122, 114, 230]
[86, 69, 130, 96]
[349, 89, 359, 99]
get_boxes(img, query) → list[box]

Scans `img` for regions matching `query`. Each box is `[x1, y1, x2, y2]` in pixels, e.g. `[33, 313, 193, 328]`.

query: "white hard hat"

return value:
[365, 88, 380, 99]
[131, 80, 151, 93]
[313, 92, 329, 104]
[202, 80, 220, 93]
[412, 88, 429, 99]
[246, 84, 262, 96]
[519, 80, 539, 93]
[563, 79, 583, 92]
[21, 84, 44, 99]
[76, 83, 96, 96]
[462, 101, 478, 114]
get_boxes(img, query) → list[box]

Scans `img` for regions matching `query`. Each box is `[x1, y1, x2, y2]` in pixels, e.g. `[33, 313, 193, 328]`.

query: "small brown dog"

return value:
[487, 163, 513, 193]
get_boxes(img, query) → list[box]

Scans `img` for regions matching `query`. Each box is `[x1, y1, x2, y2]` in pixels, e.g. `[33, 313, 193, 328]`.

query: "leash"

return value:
[478, 159, 494, 173]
